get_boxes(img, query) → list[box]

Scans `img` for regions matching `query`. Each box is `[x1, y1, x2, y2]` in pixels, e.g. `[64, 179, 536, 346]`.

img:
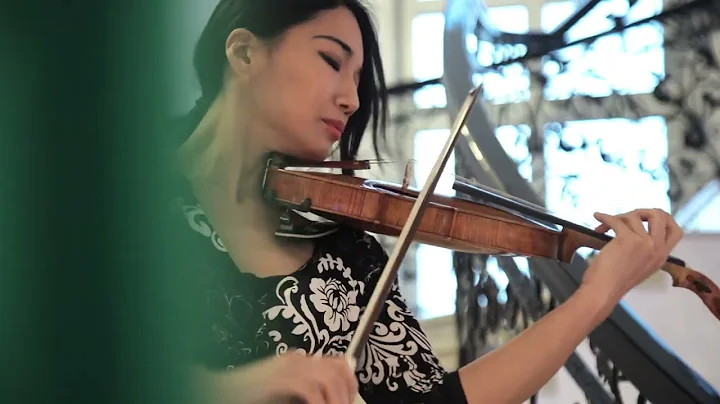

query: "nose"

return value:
[337, 79, 360, 117]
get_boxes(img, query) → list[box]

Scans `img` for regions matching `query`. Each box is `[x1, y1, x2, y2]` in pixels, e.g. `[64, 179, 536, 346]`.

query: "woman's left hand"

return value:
[580, 208, 685, 307]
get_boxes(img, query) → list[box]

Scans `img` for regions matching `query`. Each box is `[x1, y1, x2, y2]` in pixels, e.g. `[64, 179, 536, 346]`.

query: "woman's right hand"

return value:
[233, 351, 359, 404]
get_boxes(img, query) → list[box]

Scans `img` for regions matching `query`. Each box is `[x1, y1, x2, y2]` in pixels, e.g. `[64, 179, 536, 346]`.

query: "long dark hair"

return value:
[186, 0, 388, 164]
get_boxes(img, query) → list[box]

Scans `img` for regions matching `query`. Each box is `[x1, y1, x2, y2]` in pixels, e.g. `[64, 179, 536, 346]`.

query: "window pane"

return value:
[411, 6, 531, 107]
[496, 124, 533, 182]
[416, 244, 457, 319]
[488, 5, 530, 34]
[476, 6, 531, 103]
[540, 0, 664, 100]
[544, 117, 670, 256]
[411, 13, 447, 109]
[413, 129, 455, 196]
[541, 1, 575, 33]
[412, 126, 533, 319]
[413, 129, 456, 319]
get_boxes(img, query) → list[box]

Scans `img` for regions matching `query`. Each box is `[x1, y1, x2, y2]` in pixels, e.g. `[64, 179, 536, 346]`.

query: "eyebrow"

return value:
[313, 35, 353, 55]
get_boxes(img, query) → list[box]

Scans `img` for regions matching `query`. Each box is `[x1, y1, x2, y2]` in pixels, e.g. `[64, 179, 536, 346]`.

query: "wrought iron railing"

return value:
[441, 0, 720, 402]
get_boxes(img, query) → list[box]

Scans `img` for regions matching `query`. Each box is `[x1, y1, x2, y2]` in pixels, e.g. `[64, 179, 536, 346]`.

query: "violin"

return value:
[262, 157, 720, 305]
[260, 85, 720, 367]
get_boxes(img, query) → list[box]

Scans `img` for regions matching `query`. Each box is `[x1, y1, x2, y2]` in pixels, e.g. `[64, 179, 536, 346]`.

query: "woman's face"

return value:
[240, 7, 364, 161]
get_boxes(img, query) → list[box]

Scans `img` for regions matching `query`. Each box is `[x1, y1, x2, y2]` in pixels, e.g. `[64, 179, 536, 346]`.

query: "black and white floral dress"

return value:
[178, 197, 468, 403]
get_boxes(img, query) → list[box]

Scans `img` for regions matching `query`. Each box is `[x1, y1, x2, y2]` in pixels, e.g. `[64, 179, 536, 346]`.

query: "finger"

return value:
[289, 378, 326, 404]
[646, 209, 667, 248]
[622, 208, 665, 221]
[593, 212, 634, 237]
[593, 222, 610, 234]
[313, 361, 347, 404]
[666, 213, 685, 246]
[338, 357, 359, 403]
[303, 356, 344, 404]
[283, 356, 327, 404]
[620, 212, 652, 238]
[322, 356, 357, 404]
[322, 373, 347, 404]
[281, 349, 304, 361]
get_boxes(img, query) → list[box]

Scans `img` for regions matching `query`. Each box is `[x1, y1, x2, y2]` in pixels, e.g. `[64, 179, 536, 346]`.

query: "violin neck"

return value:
[560, 226, 686, 268]
[451, 180, 688, 268]
[558, 228, 610, 263]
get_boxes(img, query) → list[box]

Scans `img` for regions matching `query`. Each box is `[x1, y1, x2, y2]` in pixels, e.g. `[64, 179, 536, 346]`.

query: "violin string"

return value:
[357, 158, 598, 230]
[363, 159, 415, 165]
[452, 175, 548, 213]
[450, 174, 601, 230]
[362, 158, 534, 207]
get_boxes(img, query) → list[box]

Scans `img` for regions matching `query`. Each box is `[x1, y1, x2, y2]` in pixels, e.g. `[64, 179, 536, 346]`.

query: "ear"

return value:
[225, 28, 260, 81]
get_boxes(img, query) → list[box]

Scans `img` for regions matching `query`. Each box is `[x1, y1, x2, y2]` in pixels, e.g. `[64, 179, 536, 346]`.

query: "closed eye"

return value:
[319, 52, 341, 71]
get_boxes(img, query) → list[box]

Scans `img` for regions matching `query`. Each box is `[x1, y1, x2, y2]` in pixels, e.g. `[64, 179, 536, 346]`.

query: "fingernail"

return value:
[347, 356, 357, 371]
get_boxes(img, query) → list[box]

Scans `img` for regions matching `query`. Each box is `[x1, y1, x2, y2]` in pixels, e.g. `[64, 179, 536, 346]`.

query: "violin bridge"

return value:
[402, 159, 415, 189]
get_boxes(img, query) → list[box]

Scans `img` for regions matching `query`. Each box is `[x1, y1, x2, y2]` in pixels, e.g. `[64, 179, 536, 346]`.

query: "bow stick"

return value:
[345, 84, 484, 363]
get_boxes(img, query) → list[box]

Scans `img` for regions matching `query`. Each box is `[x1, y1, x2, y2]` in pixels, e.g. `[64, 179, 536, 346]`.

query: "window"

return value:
[413, 129, 457, 319]
[411, 5, 532, 108]
[496, 124, 533, 182]
[413, 129, 456, 196]
[412, 125, 534, 319]
[404, 0, 670, 319]
[415, 245, 457, 319]
[409, 4, 535, 319]
[544, 116, 670, 255]
[411, 12, 447, 109]
[475, 5, 531, 103]
[540, 0, 665, 100]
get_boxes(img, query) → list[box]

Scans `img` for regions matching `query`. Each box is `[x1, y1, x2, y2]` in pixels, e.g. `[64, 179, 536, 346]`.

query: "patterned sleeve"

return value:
[353, 231, 469, 404]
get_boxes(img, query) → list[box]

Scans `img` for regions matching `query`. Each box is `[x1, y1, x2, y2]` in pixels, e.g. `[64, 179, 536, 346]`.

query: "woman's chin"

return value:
[282, 144, 333, 163]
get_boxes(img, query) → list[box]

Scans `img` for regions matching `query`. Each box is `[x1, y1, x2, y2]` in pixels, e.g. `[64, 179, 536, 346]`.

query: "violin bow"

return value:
[345, 84, 484, 363]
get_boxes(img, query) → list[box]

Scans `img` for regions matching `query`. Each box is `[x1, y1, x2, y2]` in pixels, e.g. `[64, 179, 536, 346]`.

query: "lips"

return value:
[322, 119, 345, 140]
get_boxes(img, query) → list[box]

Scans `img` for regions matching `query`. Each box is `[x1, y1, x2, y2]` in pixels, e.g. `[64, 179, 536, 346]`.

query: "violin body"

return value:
[266, 167, 568, 259]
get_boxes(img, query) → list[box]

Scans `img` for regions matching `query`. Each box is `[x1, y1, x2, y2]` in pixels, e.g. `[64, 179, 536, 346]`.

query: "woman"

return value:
[171, 1, 684, 403]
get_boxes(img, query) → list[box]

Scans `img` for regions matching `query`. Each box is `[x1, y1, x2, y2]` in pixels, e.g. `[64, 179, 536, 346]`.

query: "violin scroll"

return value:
[666, 263, 720, 321]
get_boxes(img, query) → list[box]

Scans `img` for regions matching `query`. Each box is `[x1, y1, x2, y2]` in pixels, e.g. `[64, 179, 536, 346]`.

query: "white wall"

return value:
[419, 233, 720, 402]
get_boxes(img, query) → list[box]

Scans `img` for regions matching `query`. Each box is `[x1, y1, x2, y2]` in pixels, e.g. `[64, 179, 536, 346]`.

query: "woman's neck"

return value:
[179, 92, 280, 236]
[177, 94, 316, 278]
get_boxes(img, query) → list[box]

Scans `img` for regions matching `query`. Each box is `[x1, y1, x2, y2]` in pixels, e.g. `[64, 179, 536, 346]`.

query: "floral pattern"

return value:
[308, 277, 360, 332]
[178, 199, 467, 403]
